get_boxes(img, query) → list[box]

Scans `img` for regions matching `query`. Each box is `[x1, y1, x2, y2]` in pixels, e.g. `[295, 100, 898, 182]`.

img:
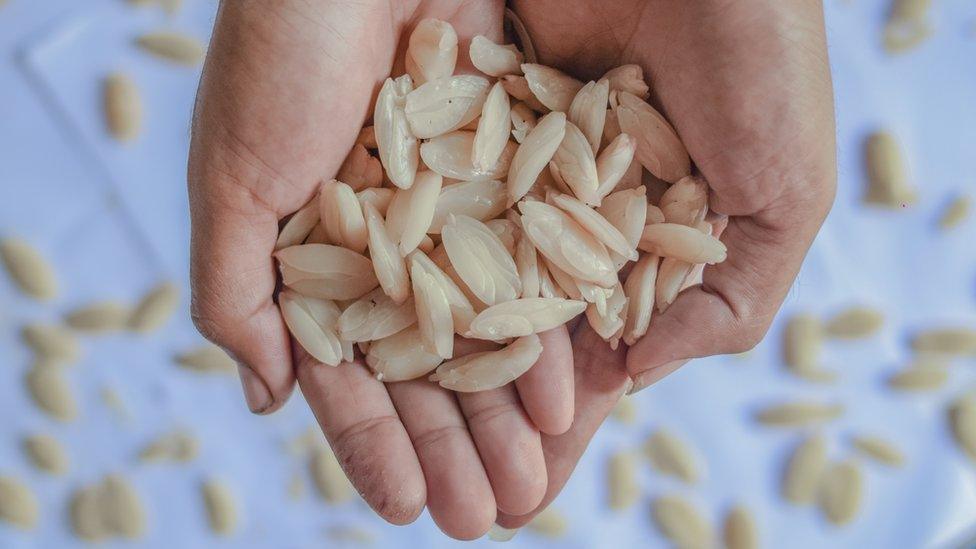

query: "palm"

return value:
[190, 0, 587, 540]
[494, 0, 836, 528]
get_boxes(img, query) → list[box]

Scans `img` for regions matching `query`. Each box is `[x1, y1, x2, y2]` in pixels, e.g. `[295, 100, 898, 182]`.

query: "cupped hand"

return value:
[494, 0, 837, 529]
[187, 1, 575, 539]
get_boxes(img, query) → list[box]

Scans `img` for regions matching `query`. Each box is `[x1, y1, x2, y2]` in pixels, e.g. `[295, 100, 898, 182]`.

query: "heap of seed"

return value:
[273, 18, 727, 392]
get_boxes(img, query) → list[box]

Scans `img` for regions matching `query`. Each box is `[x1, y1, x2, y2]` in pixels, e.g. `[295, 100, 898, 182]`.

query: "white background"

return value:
[1, 0, 974, 547]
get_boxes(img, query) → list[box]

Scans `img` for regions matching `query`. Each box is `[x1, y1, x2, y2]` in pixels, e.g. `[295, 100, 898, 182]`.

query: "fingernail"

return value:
[237, 363, 273, 414]
[626, 359, 689, 395]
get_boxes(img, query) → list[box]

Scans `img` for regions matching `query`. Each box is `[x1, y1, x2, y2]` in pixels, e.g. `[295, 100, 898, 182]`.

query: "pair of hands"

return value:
[187, 0, 836, 540]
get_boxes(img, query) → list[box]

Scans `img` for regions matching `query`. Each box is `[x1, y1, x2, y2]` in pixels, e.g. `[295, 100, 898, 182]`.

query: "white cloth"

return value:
[1, 0, 974, 547]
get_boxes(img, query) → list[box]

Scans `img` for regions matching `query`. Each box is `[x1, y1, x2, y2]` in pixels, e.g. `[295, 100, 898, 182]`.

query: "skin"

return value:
[189, 0, 835, 539]
[495, 0, 836, 529]
[190, 0, 570, 540]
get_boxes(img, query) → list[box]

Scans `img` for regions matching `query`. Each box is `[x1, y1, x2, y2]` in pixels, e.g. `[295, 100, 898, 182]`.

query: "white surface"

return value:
[1, 0, 975, 547]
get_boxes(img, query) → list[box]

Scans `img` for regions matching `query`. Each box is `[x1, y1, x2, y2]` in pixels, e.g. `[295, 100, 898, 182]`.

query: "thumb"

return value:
[626, 200, 825, 393]
[187, 1, 384, 412]
[188, 179, 296, 414]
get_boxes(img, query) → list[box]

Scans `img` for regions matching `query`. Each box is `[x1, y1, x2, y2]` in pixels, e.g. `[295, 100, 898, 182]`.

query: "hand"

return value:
[494, 0, 836, 529]
[187, 1, 576, 539]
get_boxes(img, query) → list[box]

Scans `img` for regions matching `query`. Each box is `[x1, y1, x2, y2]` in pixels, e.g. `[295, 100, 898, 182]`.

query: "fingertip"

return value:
[423, 450, 496, 539]
[213, 302, 295, 415]
[515, 327, 575, 435]
[624, 337, 653, 377]
[374, 480, 427, 526]
[625, 359, 689, 395]
[625, 326, 689, 389]
[236, 338, 299, 415]
[335, 424, 428, 527]
[434, 500, 497, 541]
[488, 419, 547, 516]
[236, 363, 274, 414]
[537, 406, 574, 436]
[226, 353, 292, 415]
[494, 510, 535, 531]
[258, 384, 295, 415]
[332, 419, 428, 527]
[496, 457, 547, 516]
[625, 285, 734, 379]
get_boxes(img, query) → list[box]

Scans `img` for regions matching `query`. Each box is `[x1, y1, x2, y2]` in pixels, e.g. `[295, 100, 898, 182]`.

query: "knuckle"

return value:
[190, 307, 223, 345]
[332, 415, 400, 451]
[410, 424, 466, 456]
[726, 318, 769, 354]
[465, 401, 521, 427]
[188, 276, 267, 350]
[189, 290, 232, 346]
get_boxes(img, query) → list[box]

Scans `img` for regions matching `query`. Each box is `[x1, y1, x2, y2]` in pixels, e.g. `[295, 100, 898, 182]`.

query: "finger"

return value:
[514, 326, 575, 435]
[496, 323, 629, 529]
[626, 203, 822, 393]
[386, 380, 496, 540]
[188, 189, 294, 414]
[457, 384, 548, 517]
[295, 350, 426, 525]
[449, 337, 549, 515]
